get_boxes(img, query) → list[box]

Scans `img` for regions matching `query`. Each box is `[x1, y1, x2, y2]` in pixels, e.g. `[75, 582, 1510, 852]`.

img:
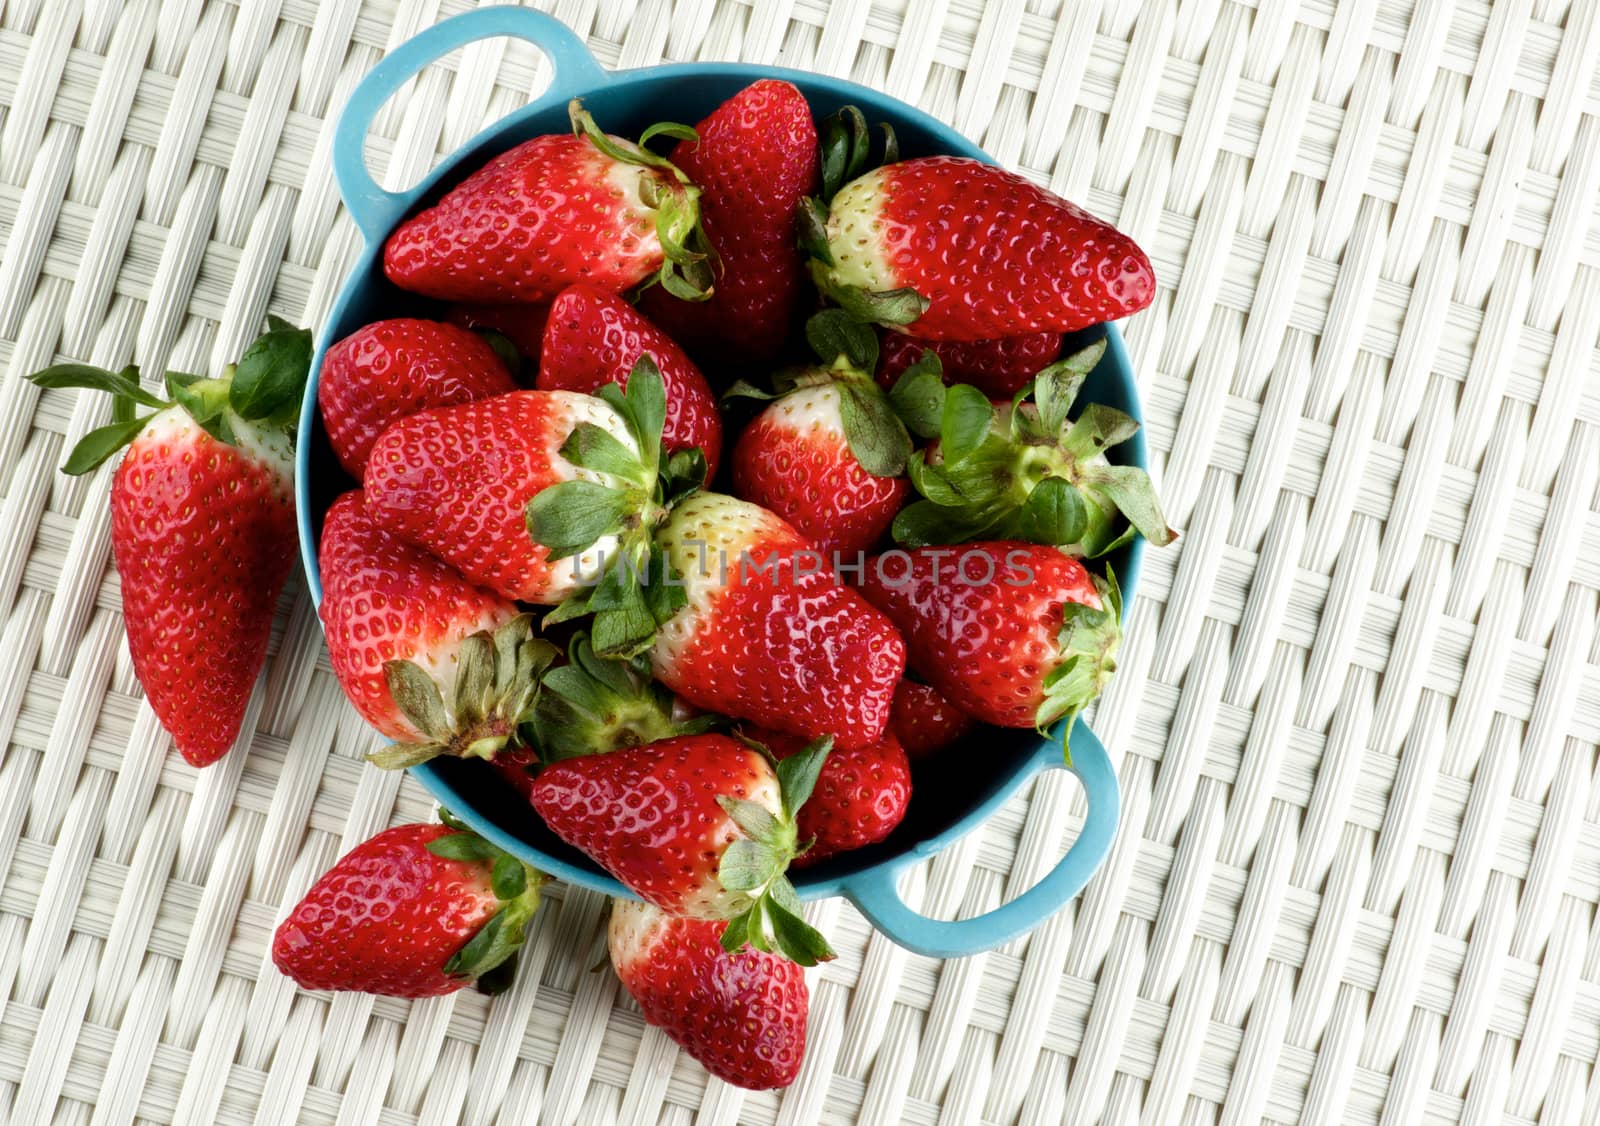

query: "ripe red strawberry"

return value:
[537, 284, 722, 478]
[530, 733, 835, 964]
[889, 679, 977, 759]
[318, 318, 517, 477]
[638, 80, 819, 363]
[647, 491, 906, 749]
[385, 103, 712, 304]
[858, 543, 1121, 732]
[609, 900, 808, 1090]
[730, 310, 913, 559]
[876, 330, 1064, 399]
[317, 490, 556, 767]
[890, 340, 1176, 555]
[802, 156, 1154, 340]
[363, 389, 647, 604]
[272, 818, 543, 998]
[731, 379, 909, 558]
[27, 319, 311, 766]
[444, 301, 551, 362]
[747, 728, 910, 866]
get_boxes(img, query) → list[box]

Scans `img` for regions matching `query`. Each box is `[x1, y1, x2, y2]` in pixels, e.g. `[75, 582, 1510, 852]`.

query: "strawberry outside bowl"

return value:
[296, 6, 1142, 959]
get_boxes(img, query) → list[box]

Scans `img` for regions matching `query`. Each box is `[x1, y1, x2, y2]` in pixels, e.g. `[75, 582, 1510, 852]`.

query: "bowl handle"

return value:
[332, 7, 609, 245]
[840, 722, 1120, 959]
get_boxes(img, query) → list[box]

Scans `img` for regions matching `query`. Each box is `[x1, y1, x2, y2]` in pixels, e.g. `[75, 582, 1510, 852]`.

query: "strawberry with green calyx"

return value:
[859, 543, 1123, 738]
[526, 358, 706, 658]
[727, 310, 913, 557]
[609, 900, 809, 1090]
[385, 99, 714, 304]
[889, 338, 1176, 556]
[647, 491, 907, 749]
[364, 384, 656, 606]
[530, 631, 717, 762]
[537, 283, 723, 478]
[530, 733, 837, 966]
[272, 811, 545, 998]
[26, 317, 310, 766]
[637, 80, 822, 365]
[319, 489, 525, 744]
[368, 612, 559, 770]
[799, 156, 1154, 340]
[745, 727, 911, 866]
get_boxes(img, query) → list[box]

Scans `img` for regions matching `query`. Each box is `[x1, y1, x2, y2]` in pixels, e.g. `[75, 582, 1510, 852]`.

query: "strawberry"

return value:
[609, 899, 808, 1090]
[800, 156, 1155, 340]
[876, 330, 1064, 399]
[530, 733, 835, 965]
[444, 301, 551, 363]
[27, 319, 311, 766]
[385, 102, 712, 304]
[318, 318, 517, 477]
[647, 491, 906, 748]
[889, 679, 977, 760]
[272, 816, 543, 997]
[537, 284, 722, 478]
[363, 387, 651, 605]
[316, 490, 556, 768]
[858, 543, 1122, 733]
[728, 312, 912, 559]
[747, 728, 910, 866]
[637, 79, 819, 364]
[888, 340, 1176, 555]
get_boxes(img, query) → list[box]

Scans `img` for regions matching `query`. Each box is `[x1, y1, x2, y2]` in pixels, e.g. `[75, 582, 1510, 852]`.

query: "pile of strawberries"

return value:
[30, 80, 1172, 1091]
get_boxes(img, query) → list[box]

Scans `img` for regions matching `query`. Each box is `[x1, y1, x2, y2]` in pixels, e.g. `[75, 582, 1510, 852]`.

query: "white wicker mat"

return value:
[2, 1, 1599, 1123]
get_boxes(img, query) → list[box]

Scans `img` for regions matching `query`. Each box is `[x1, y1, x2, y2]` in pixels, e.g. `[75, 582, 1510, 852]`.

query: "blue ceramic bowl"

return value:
[297, 6, 1139, 959]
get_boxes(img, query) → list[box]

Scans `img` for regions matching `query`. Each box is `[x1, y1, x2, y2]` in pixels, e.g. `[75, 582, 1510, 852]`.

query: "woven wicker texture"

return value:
[2, 0, 1599, 1122]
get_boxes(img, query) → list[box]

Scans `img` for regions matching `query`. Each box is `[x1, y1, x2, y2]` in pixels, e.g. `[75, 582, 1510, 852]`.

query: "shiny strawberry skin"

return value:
[731, 384, 908, 559]
[876, 330, 1064, 398]
[750, 728, 910, 866]
[112, 409, 295, 766]
[318, 318, 517, 477]
[857, 542, 1102, 727]
[272, 824, 498, 997]
[385, 135, 668, 303]
[530, 735, 782, 918]
[609, 900, 808, 1090]
[317, 491, 517, 741]
[889, 679, 978, 759]
[362, 390, 633, 604]
[651, 493, 906, 749]
[640, 80, 819, 362]
[444, 301, 551, 361]
[537, 284, 722, 478]
[821, 158, 1154, 340]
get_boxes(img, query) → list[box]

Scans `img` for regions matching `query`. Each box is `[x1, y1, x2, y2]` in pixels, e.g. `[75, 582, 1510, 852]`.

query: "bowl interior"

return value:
[303, 65, 1146, 897]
